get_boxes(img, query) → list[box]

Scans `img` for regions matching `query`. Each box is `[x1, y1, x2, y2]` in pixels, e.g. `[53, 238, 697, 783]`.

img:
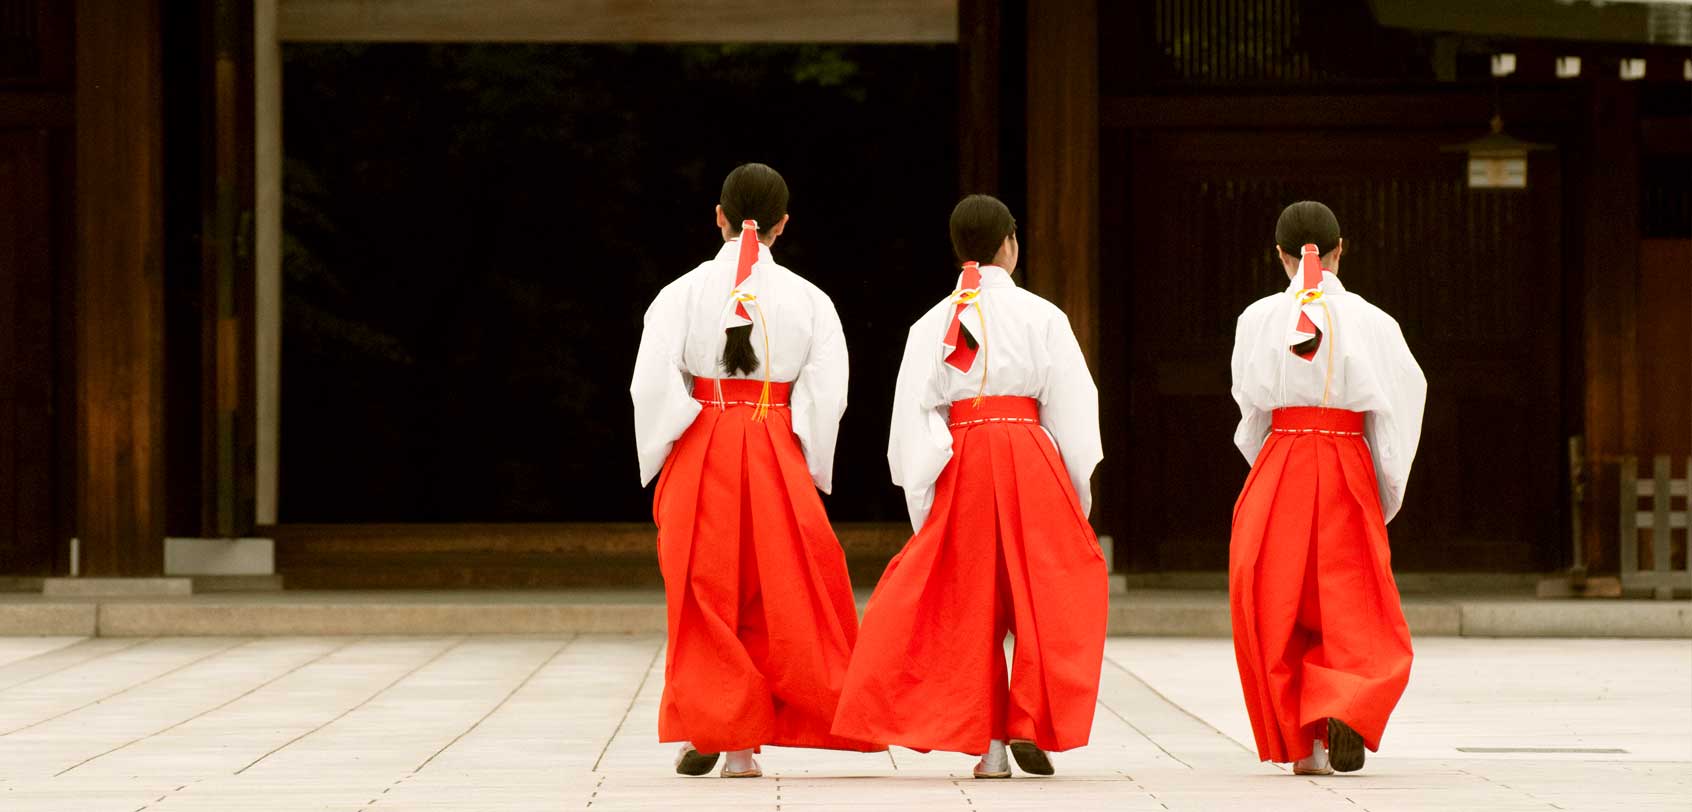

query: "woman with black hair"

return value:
[832, 195, 1108, 779]
[631, 163, 878, 779]
[1228, 201, 1426, 776]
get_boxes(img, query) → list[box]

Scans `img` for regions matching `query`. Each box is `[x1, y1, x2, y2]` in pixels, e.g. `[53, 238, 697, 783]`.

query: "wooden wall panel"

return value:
[1638, 239, 1692, 459]
[1024, 0, 1099, 361]
[1577, 79, 1641, 575]
[278, 0, 958, 43]
[958, 0, 999, 195]
[74, 0, 167, 576]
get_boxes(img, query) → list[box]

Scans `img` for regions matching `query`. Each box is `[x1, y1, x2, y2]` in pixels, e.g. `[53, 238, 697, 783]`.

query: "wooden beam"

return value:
[957, 0, 999, 195]
[271, 522, 912, 588]
[1025, 0, 1099, 361]
[278, 0, 958, 43]
[1102, 92, 1577, 131]
[74, 0, 167, 576]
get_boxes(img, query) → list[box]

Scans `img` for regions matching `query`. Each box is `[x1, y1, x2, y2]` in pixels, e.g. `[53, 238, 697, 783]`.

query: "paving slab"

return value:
[0, 634, 1682, 810]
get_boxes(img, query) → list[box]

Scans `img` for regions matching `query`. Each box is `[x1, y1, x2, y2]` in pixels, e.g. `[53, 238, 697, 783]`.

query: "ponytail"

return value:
[717, 163, 789, 378]
[722, 218, 762, 376]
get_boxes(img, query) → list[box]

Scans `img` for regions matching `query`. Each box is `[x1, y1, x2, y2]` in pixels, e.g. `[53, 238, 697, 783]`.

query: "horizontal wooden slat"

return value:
[1635, 479, 1689, 497]
[278, 0, 958, 43]
[1633, 512, 1689, 530]
[1103, 92, 1576, 130]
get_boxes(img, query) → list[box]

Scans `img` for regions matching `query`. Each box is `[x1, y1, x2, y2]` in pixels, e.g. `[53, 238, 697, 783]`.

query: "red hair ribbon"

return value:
[1292, 243, 1324, 361]
[944, 261, 984, 372]
[731, 219, 759, 325]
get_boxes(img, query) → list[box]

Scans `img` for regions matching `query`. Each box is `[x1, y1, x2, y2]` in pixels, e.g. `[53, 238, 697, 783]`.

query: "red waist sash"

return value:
[949, 395, 1039, 429]
[1271, 407, 1364, 436]
[693, 377, 792, 407]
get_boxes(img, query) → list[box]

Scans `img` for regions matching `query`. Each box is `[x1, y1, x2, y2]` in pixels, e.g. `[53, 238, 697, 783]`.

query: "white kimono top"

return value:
[1230, 271, 1428, 523]
[888, 264, 1102, 532]
[630, 238, 849, 493]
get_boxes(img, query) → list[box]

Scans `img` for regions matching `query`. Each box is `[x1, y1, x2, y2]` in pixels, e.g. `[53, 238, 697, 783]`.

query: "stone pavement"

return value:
[0, 635, 1684, 811]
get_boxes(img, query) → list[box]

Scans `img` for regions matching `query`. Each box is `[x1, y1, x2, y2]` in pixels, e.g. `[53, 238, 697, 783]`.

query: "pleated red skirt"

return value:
[831, 396, 1108, 755]
[653, 377, 879, 754]
[1229, 407, 1413, 764]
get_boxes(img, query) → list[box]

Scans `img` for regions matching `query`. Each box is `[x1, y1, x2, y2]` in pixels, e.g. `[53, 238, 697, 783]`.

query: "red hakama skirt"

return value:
[1229, 407, 1414, 764]
[653, 377, 879, 754]
[831, 396, 1108, 755]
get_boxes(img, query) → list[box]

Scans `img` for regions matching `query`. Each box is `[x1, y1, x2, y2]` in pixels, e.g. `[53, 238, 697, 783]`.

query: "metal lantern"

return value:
[1443, 115, 1553, 190]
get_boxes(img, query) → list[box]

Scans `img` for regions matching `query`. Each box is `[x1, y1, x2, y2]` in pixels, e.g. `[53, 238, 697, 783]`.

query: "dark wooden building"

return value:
[1, 0, 1687, 587]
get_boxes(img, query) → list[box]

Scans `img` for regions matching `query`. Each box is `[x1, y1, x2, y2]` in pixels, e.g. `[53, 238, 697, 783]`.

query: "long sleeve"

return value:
[629, 284, 702, 486]
[791, 296, 849, 493]
[1362, 317, 1427, 523]
[1038, 312, 1102, 517]
[887, 315, 954, 532]
[1230, 310, 1273, 465]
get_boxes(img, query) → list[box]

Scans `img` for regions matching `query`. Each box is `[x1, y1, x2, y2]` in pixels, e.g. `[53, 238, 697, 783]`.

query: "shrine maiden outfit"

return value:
[1228, 246, 1427, 766]
[631, 223, 876, 755]
[831, 262, 1109, 756]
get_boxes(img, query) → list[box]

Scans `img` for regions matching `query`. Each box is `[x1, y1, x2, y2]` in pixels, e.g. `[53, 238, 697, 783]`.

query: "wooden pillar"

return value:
[1578, 76, 1641, 575]
[958, 0, 1000, 195]
[74, 0, 167, 575]
[1024, 0, 1099, 361]
[202, 0, 259, 537]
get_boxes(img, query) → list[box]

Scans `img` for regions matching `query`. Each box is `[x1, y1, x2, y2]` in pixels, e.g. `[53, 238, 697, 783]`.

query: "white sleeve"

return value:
[1364, 317, 1427, 523]
[887, 316, 953, 532]
[1230, 311, 1273, 465]
[1038, 311, 1102, 517]
[629, 284, 702, 486]
[791, 296, 849, 493]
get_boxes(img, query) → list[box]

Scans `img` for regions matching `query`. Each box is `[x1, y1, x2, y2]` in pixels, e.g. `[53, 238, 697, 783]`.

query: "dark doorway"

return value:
[0, 130, 58, 574]
[279, 44, 958, 524]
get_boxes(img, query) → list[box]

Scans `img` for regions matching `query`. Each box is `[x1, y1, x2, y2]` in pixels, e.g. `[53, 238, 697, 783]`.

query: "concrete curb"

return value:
[0, 593, 1685, 638]
[0, 603, 98, 636]
[95, 602, 668, 636]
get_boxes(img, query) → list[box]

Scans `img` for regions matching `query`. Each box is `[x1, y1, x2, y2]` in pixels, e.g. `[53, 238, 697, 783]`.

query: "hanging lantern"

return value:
[1442, 114, 1553, 190]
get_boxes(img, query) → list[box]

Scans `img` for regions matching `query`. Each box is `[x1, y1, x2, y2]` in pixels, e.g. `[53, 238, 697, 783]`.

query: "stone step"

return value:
[0, 589, 1684, 638]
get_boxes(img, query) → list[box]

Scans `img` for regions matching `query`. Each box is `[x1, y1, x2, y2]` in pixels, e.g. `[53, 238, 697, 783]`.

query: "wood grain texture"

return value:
[1023, 0, 1099, 362]
[1579, 79, 1641, 576]
[74, 0, 167, 576]
[1638, 240, 1692, 460]
[272, 523, 911, 589]
[278, 0, 958, 43]
[957, 0, 999, 195]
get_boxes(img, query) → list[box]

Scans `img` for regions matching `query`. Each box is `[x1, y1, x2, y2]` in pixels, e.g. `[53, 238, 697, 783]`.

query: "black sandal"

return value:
[1008, 740, 1055, 776]
[1327, 719, 1366, 773]
[675, 746, 721, 776]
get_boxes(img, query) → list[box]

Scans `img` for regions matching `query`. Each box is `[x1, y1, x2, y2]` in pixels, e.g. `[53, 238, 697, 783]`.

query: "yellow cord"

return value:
[734, 291, 773, 422]
[972, 293, 990, 406]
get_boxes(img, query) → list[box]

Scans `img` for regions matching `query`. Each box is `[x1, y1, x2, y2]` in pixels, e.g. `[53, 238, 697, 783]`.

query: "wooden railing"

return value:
[1620, 456, 1691, 600]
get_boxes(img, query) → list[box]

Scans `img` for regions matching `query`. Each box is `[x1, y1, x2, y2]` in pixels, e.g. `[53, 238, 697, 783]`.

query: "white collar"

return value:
[1284, 269, 1345, 294]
